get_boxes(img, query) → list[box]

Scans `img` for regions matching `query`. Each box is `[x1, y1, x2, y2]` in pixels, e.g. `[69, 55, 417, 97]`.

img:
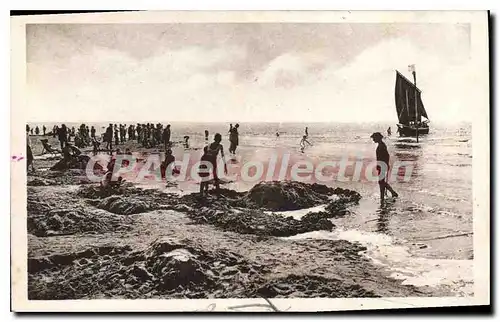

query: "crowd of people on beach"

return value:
[25, 123, 241, 189]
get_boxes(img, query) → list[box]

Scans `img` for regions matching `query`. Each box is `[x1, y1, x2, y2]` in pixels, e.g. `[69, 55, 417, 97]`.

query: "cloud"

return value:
[26, 25, 475, 123]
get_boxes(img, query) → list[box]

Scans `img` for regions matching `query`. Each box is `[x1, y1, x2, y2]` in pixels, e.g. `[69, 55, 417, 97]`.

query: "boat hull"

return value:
[397, 124, 429, 137]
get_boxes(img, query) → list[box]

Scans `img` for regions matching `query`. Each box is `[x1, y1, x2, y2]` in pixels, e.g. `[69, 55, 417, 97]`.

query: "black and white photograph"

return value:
[10, 11, 490, 312]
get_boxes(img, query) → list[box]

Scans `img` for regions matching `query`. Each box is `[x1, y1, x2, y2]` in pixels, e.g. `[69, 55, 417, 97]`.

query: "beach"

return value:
[26, 122, 473, 299]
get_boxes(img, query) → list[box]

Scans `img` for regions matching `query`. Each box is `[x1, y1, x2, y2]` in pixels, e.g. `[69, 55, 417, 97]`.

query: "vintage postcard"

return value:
[11, 11, 490, 312]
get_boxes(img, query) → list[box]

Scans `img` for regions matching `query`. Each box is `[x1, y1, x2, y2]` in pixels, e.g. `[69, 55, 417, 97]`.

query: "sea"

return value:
[30, 121, 474, 295]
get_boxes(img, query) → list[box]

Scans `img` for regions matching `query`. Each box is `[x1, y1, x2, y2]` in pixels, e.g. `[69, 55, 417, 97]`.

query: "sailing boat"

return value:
[394, 65, 430, 137]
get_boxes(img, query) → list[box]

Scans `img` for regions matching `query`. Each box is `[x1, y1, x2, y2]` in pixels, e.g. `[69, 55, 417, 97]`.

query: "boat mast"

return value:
[410, 65, 419, 143]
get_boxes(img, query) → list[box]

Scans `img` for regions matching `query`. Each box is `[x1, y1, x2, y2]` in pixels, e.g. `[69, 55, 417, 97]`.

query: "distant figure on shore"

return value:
[206, 133, 227, 191]
[42, 125, 46, 136]
[91, 137, 100, 156]
[35, 126, 40, 136]
[204, 130, 209, 145]
[50, 143, 82, 171]
[26, 125, 30, 134]
[305, 127, 309, 138]
[26, 132, 34, 172]
[370, 132, 398, 206]
[387, 127, 392, 137]
[199, 146, 211, 196]
[300, 135, 312, 153]
[163, 124, 171, 151]
[105, 124, 113, 152]
[114, 125, 119, 146]
[161, 148, 179, 180]
[57, 124, 68, 151]
[40, 139, 60, 156]
[30, 128, 34, 135]
[52, 125, 58, 138]
[90, 126, 96, 139]
[229, 123, 239, 155]
[183, 136, 190, 149]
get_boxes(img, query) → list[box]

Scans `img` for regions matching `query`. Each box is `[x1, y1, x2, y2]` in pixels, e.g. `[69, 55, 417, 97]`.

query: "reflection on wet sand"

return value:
[376, 200, 396, 234]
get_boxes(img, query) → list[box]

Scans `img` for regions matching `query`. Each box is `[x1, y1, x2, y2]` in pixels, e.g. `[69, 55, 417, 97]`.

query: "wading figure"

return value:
[370, 132, 398, 206]
[205, 133, 227, 191]
[198, 146, 211, 196]
[299, 135, 312, 153]
[229, 123, 239, 155]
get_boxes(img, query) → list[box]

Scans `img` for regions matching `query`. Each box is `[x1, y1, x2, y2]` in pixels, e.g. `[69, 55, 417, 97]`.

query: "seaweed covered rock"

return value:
[147, 248, 212, 290]
[50, 155, 105, 172]
[78, 184, 127, 199]
[252, 274, 378, 298]
[29, 237, 265, 299]
[188, 207, 334, 237]
[97, 195, 150, 215]
[27, 177, 57, 186]
[243, 181, 333, 211]
[333, 187, 362, 204]
[27, 208, 128, 237]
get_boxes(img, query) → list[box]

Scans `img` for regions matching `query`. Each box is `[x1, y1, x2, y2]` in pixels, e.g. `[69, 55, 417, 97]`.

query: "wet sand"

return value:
[26, 136, 451, 299]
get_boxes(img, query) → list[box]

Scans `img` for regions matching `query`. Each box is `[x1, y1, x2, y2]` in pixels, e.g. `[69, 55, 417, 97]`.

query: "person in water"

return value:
[205, 133, 227, 190]
[183, 136, 190, 149]
[204, 130, 209, 145]
[370, 132, 398, 206]
[198, 146, 211, 196]
[299, 135, 312, 153]
[305, 126, 309, 138]
[229, 123, 239, 154]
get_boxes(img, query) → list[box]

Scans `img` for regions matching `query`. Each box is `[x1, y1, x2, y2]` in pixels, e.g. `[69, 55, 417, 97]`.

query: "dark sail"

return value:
[395, 71, 429, 124]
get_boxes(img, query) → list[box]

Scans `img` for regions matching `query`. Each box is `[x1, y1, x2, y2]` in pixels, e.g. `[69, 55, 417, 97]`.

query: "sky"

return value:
[26, 23, 474, 123]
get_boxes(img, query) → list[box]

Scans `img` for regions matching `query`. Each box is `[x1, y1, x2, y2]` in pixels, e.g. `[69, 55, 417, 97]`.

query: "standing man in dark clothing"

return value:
[57, 124, 68, 151]
[114, 125, 119, 146]
[229, 123, 239, 155]
[42, 125, 46, 136]
[371, 132, 398, 206]
[90, 126, 96, 139]
[162, 124, 171, 151]
[105, 124, 113, 151]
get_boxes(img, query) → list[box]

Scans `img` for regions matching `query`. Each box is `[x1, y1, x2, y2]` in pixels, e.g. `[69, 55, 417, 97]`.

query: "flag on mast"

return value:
[408, 64, 416, 73]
